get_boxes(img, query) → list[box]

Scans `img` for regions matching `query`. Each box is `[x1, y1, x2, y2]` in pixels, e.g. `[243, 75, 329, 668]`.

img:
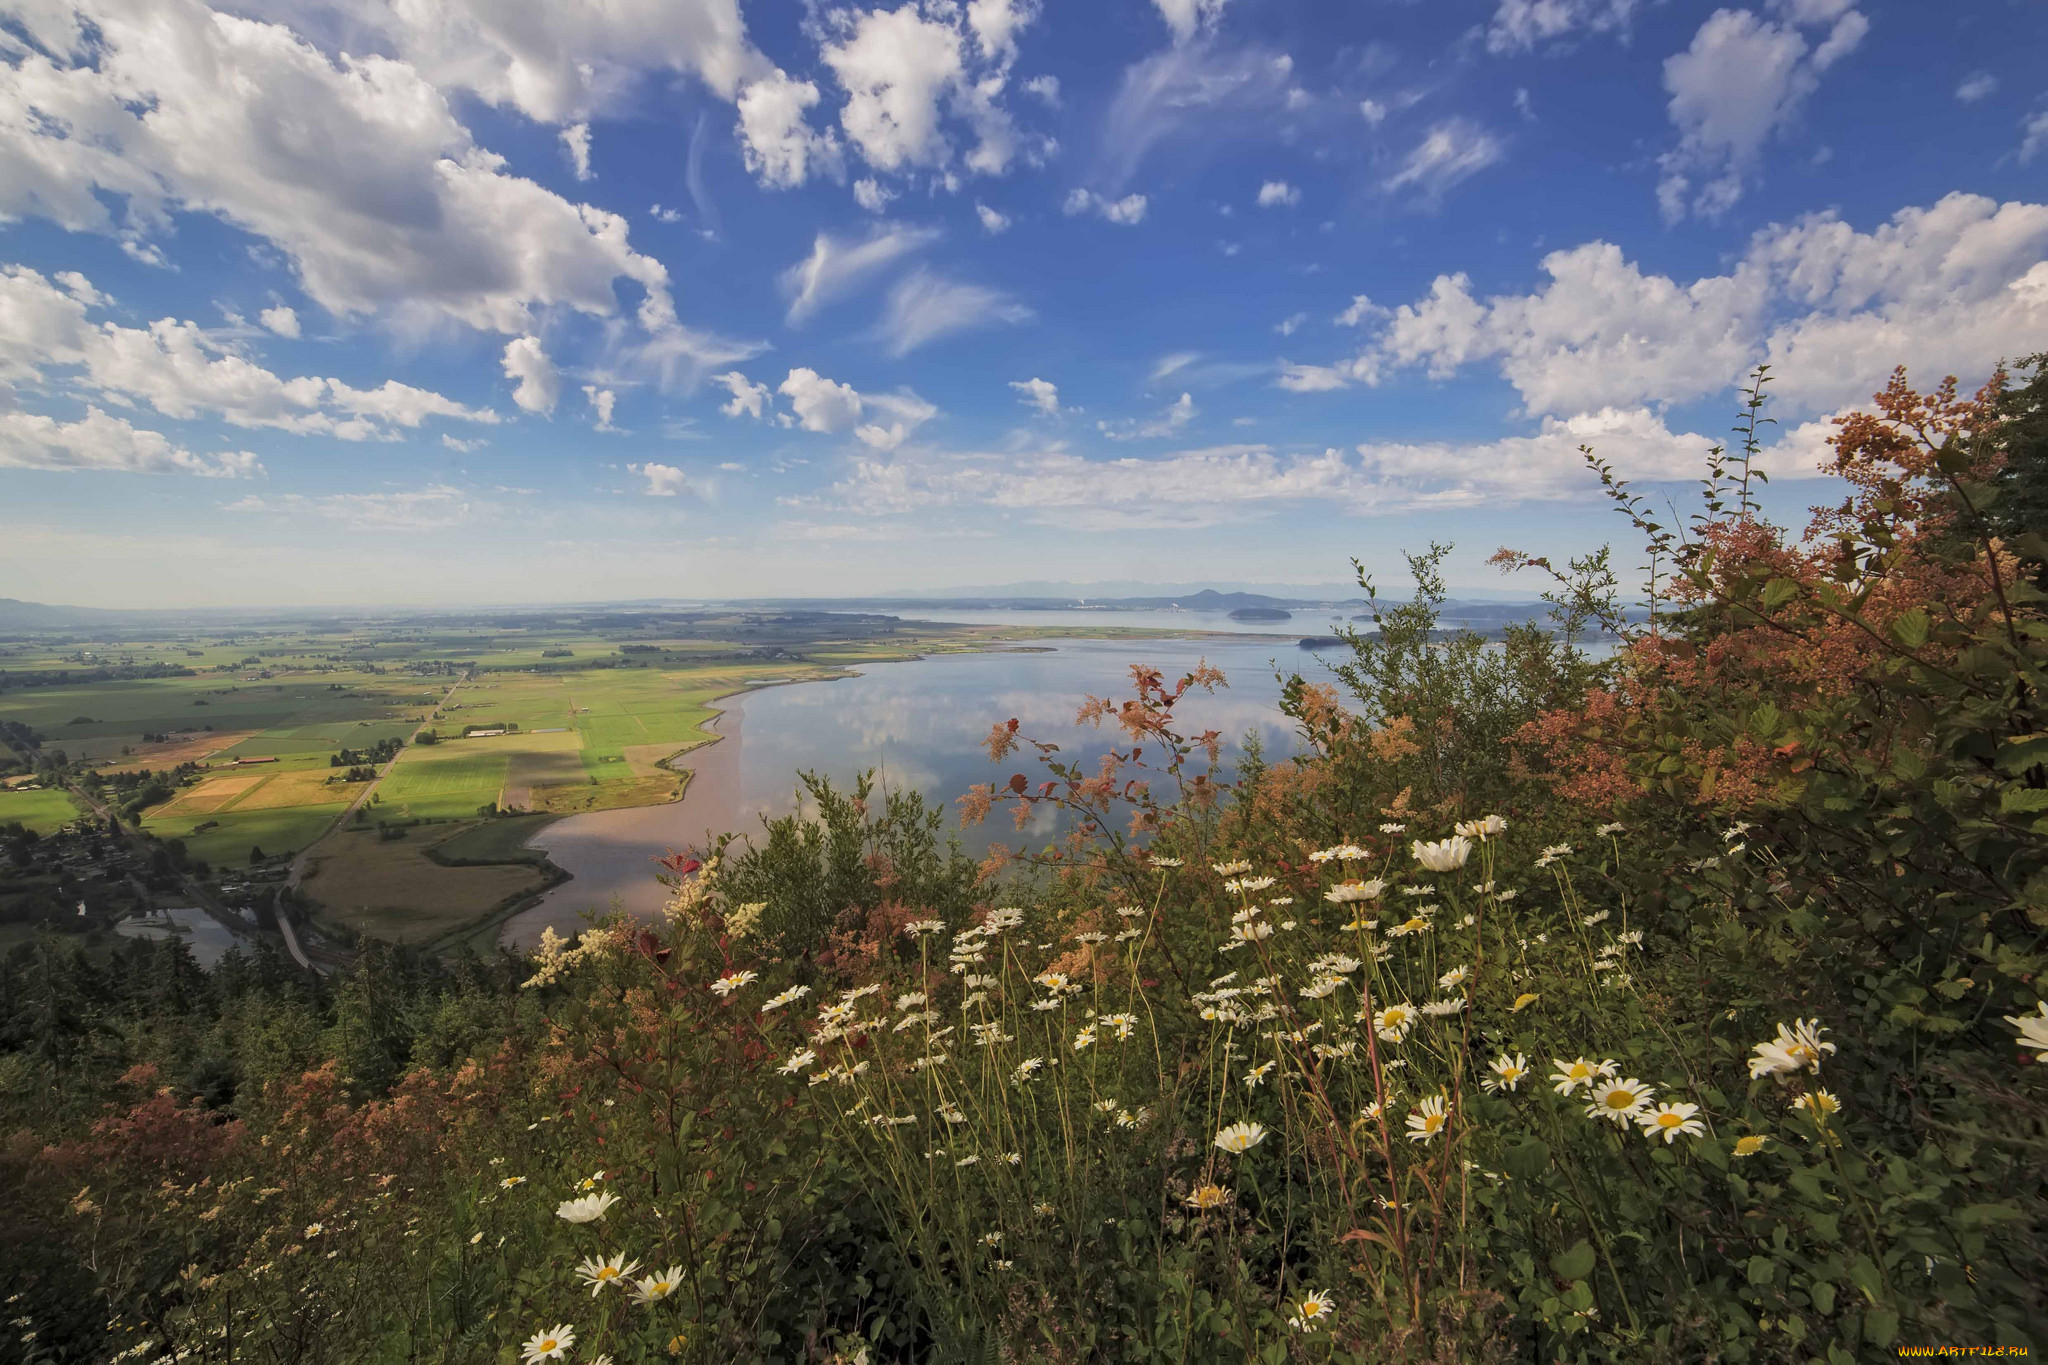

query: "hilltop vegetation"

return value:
[2, 358, 2046, 1363]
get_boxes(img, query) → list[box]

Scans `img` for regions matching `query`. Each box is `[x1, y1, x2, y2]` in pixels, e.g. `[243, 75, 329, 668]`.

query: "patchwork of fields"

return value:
[0, 611, 1025, 947]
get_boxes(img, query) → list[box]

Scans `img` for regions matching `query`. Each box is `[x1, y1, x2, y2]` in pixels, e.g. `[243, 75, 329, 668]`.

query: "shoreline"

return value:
[499, 630, 1308, 951]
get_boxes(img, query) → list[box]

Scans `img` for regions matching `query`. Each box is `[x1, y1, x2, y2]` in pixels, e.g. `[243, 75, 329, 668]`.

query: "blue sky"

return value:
[2, 0, 2045, 607]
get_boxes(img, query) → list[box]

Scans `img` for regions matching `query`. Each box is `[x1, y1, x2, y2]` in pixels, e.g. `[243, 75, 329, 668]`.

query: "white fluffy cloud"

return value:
[813, 0, 1048, 182]
[630, 462, 689, 496]
[1357, 192, 2048, 417]
[351, 0, 766, 123]
[1655, 5, 1867, 221]
[1384, 120, 1505, 202]
[585, 385, 619, 431]
[0, 0, 709, 350]
[736, 70, 844, 189]
[0, 406, 261, 477]
[502, 337, 562, 416]
[0, 264, 495, 440]
[1063, 189, 1149, 225]
[1010, 376, 1060, 414]
[1334, 295, 1386, 327]
[714, 371, 771, 419]
[258, 305, 301, 338]
[877, 269, 1031, 356]
[976, 202, 1013, 233]
[776, 366, 937, 450]
[779, 367, 867, 434]
[780, 224, 943, 324]
[824, 4, 964, 172]
[853, 177, 896, 211]
[1257, 180, 1300, 209]
[1484, 0, 1638, 55]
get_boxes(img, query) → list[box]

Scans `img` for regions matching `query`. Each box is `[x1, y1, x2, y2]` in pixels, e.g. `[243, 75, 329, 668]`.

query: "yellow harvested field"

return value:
[233, 767, 354, 811]
[159, 772, 268, 814]
[299, 827, 551, 944]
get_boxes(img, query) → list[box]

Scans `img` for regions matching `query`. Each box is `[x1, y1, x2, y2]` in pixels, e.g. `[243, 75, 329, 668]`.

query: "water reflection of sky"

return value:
[730, 638, 1342, 854]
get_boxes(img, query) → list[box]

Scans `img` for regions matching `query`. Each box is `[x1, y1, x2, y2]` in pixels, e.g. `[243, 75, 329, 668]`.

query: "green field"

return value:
[377, 749, 510, 820]
[0, 787, 80, 834]
[428, 814, 560, 866]
[0, 607, 1172, 946]
[145, 803, 346, 870]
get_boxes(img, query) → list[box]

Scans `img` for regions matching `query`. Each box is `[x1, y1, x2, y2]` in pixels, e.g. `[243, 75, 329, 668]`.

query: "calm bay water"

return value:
[504, 637, 1339, 946]
[893, 606, 1359, 635]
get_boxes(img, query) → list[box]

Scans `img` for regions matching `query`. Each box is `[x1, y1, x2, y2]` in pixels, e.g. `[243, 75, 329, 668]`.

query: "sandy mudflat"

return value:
[498, 700, 744, 949]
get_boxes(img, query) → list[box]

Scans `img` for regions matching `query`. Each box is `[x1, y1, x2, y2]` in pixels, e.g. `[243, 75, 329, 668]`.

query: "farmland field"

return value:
[0, 787, 80, 834]
[296, 826, 554, 945]
[0, 607, 1147, 948]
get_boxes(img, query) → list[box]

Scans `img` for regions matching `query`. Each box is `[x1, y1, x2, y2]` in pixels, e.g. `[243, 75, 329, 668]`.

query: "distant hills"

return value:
[720, 588, 1372, 611]
[0, 590, 1614, 635]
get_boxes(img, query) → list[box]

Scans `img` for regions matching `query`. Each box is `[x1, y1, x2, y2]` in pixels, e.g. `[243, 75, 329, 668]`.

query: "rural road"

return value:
[267, 670, 470, 970]
[285, 670, 469, 894]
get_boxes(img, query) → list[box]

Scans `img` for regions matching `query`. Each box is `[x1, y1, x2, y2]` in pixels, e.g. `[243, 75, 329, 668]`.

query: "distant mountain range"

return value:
[719, 588, 1370, 612]
[0, 590, 1611, 634]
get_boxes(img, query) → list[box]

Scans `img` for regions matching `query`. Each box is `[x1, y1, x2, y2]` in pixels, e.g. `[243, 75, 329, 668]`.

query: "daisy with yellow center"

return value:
[521, 1325, 576, 1363]
[1483, 1053, 1530, 1094]
[1549, 1057, 1615, 1096]
[1747, 1018, 1836, 1079]
[1405, 1094, 1449, 1143]
[1184, 1183, 1230, 1210]
[1213, 1120, 1270, 1154]
[1585, 1077, 1655, 1125]
[1638, 1102, 1705, 1144]
[708, 970, 758, 997]
[631, 1264, 685, 1305]
[1794, 1089, 1841, 1122]
[576, 1252, 643, 1296]
[1288, 1289, 1337, 1332]
[1732, 1134, 1769, 1158]
[1511, 992, 1541, 1012]
[1372, 1004, 1417, 1042]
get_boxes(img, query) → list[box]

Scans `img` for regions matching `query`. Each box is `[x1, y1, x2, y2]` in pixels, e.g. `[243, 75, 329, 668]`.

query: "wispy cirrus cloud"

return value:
[875, 269, 1031, 356]
[779, 223, 944, 324]
[1383, 119, 1505, 203]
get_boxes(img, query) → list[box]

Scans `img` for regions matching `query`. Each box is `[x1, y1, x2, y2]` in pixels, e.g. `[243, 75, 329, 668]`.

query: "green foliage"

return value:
[719, 771, 982, 955]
